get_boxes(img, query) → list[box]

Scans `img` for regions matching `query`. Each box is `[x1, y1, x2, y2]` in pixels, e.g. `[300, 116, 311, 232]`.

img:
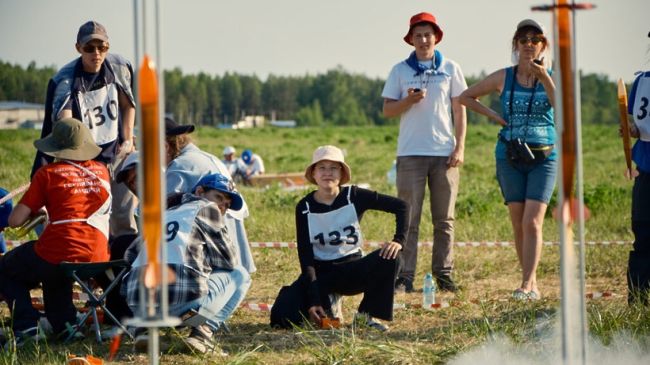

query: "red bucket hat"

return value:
[403, 12, 444, 45]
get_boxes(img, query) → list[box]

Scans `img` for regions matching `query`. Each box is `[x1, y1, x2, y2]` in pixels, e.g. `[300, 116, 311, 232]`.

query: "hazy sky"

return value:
[1, 0, 649, 82]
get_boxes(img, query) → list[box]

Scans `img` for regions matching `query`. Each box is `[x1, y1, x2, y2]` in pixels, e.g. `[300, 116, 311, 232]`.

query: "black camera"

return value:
[506, 138, 535, 164]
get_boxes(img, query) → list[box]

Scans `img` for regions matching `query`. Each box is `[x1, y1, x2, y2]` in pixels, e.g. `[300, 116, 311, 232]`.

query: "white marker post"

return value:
[129, 1, 180, 364]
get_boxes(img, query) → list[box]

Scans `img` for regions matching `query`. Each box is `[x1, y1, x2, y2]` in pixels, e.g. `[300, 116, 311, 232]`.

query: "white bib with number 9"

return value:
[132, 199, 209, 267]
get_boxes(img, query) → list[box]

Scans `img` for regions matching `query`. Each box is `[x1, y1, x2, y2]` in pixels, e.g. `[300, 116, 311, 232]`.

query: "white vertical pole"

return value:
[571, 2, 588, 363]
[154, 0, 170, 322]
[129, 1, 179, 364]
[551, 2, 574, 364]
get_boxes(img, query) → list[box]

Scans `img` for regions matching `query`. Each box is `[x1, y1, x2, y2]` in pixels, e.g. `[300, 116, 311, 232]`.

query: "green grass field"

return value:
[1, 124, 649, 364]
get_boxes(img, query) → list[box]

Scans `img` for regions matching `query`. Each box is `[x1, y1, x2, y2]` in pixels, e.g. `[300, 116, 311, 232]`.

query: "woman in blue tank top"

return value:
[625, 31, 650, 306]
[459, 19, 557, 301]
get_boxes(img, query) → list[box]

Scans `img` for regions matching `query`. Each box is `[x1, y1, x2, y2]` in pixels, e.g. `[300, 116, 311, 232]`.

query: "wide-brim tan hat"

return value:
[304, 145, 351, 185]
[34, 118, 101, 161]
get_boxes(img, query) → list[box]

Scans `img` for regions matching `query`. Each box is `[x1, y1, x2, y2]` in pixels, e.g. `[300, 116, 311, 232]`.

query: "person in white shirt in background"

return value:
[240, 149, 265, 185]
[221, 146, 246, 183]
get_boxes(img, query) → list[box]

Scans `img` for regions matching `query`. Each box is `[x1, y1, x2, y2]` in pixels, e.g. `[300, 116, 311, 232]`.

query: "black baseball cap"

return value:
[165, 117, 195, 136]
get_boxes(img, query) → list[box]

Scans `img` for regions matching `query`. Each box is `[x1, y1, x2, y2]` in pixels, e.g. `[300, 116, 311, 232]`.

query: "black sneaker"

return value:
[394, 278, 414, 293]
[133, 328, 149, 353]
[353, 313, 389, 332]
[436, 275, 459, 293]
[185, 324, 226, 355]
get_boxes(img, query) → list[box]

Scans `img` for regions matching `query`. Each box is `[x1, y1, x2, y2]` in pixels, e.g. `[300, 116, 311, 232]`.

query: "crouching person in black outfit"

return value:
[270, 145, 408, 331]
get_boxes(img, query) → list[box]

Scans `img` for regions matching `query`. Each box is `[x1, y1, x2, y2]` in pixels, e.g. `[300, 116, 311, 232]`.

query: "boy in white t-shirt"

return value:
[381, 12, 467, 293]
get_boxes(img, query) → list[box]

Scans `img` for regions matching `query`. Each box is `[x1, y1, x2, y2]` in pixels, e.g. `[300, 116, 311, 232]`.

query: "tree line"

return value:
[0, 59, 621, 126]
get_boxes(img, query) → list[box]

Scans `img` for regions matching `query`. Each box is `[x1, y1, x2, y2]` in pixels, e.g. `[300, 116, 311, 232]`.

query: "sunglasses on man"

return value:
[81, 44, 109, 53]
[518, 36, 545, 45]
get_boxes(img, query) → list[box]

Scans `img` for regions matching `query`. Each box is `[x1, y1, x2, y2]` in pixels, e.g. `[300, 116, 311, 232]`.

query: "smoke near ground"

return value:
[449, 321, 650, 365]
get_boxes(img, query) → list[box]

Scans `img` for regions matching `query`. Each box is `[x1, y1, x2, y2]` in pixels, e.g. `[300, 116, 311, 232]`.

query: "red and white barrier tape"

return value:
[247, 241, 631, 249]
[27, 291, 615, 314]
[238, 291, 616, 312]
[3, 240, 631, 251]
[240, 302, 273, 312]
[0, 183, 30, 205]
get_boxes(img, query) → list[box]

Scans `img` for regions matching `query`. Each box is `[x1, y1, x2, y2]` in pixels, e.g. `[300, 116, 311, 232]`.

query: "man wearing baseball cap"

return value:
[31, 20, 138, 242]
[382, 12, 468, 293]
[163, 117, 229, 194]
[164, 117, 257, 274]
[240, 149, 265, 185]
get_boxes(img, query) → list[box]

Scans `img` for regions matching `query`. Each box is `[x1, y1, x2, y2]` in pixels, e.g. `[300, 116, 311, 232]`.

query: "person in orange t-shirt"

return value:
[0, 118, 110, 344]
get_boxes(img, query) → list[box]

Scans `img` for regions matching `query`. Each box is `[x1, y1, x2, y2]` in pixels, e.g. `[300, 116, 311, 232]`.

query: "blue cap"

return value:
[192, 173, 243, 211]
[242, 149, 253, 164]
[0, 187, 13, 229]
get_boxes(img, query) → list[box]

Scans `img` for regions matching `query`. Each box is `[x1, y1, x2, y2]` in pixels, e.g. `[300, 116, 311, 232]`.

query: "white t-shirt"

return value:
[247, 154, 265, 175]
[382, 57, 467, 157]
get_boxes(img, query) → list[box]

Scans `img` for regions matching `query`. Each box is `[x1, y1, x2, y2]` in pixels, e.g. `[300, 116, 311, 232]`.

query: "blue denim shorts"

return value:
[496, 158, 557, 204]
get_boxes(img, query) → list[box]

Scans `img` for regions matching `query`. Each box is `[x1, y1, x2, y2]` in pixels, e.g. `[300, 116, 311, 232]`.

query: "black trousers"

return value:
[270, 250, 401, 328]
[0, 241, 76, 334]
[628, 170, 650, 304]
[95, 233, 137, 321]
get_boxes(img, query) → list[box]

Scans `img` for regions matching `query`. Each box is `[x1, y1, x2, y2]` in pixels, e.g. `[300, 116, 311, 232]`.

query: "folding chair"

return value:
[59, 259, 133, 343]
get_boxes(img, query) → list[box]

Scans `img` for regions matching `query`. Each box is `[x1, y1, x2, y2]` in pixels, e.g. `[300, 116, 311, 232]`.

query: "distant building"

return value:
[20, 120, 44, 130]
[0, 101, 44, 129]
[270, 120, 296, 128]
[219, 115, 266, 129]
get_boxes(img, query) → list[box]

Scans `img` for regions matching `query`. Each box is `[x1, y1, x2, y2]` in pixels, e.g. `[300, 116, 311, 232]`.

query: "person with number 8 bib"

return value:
[625, 31, 650, 306]
[459, 19, 556, 300]
[270, 146, 408, 331]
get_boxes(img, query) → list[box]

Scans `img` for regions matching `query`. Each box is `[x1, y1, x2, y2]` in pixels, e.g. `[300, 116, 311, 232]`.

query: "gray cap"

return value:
[516, 19, 546, 34]
[77, 21, 109, 45]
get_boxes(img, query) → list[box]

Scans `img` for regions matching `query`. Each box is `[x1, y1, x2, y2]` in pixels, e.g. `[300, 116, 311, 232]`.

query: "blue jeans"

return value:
[168, 265, 251, 330]
[496, 158, 557, 204]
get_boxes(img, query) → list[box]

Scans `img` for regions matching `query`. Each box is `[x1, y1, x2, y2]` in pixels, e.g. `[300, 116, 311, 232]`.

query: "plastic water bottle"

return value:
[386, 160, 397, 185]
[422, 273, 436, 309]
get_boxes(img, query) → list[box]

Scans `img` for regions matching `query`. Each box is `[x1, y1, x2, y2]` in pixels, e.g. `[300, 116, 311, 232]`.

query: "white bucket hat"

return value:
[304, 145, 351, 185]
[223, 146, 236, 155]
